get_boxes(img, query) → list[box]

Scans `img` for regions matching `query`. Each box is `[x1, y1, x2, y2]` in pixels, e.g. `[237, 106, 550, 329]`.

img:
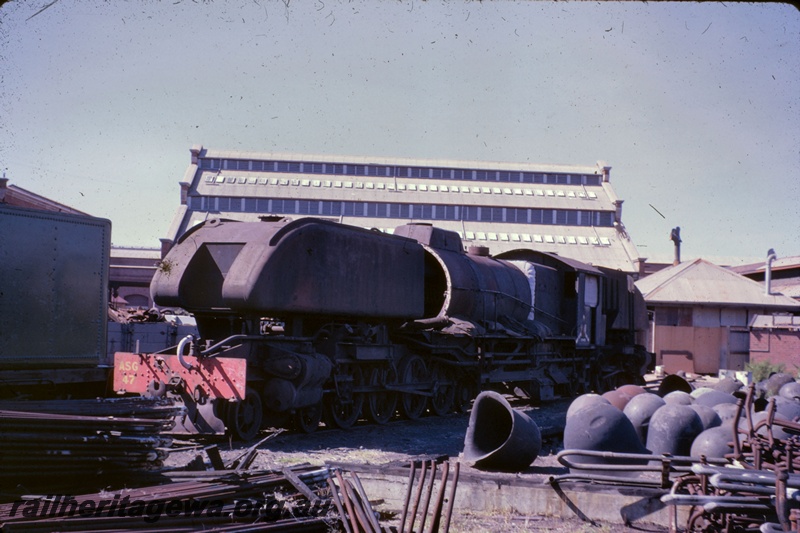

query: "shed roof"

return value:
[635, 258, 800, 309]
[729, 255, 800, 276]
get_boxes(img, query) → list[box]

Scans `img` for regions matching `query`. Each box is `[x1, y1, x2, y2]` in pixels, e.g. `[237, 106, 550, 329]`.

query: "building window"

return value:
[226, 194, 616, 230]
[565, 210, 578, 225]
[655, 307, 692, 327]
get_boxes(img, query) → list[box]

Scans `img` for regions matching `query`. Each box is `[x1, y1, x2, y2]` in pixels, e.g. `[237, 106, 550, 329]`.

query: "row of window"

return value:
[190, 217, 610, 247]
[198, 158, 603, 186]
[404, 228, 611, 246]
[203, 174, 600, 200]
[189, 196, 615, 227]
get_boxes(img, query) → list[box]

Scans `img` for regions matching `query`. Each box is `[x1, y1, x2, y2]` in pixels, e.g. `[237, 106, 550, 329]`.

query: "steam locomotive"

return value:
[113, 216, 650, 439]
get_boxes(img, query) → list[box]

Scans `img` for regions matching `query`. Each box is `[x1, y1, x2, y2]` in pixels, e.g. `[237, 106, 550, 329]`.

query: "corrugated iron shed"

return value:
[635, 258, 800, 309]
[729, 255, 800, 300]
[730, 255, 800, 276]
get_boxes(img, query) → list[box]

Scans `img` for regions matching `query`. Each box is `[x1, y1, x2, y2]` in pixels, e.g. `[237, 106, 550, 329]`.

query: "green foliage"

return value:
[156, 259, 175, 277]
[745, 360, 786, 383]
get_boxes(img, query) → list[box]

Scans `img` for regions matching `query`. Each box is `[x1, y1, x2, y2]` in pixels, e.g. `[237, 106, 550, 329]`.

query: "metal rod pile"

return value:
[0, 465, 337, 532]
[327, 468, 385, 533]
[662, 384, 800, 532]
[0, 398, 183, 495]
[398, 459, 460, 533]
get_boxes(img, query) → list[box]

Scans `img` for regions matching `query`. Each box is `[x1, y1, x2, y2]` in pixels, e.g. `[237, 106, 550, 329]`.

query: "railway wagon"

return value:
[0, 204, 111, 399]
[114, 217, 650, 439]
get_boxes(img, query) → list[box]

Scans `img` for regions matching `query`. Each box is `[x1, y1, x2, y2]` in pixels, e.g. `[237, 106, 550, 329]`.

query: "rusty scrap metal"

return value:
[0, 398, 183, 495]
[661, 383, 800, 532]
[555, 380, 800, 531]
[1, 465, 340, 532]
[398, 459, 460, 533]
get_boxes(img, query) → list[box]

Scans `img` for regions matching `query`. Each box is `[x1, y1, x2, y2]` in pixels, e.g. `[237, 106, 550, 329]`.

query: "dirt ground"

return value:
[164, 397, 569, 472]
[163, 397, 666, 532]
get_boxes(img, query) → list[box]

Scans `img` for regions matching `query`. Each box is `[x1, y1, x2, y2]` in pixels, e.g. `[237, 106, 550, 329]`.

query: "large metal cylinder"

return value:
[426, 248, 531, 325]
[462, 391, 541, 472]
[394, 224, 531, 326]
[152, 217, 426, 320]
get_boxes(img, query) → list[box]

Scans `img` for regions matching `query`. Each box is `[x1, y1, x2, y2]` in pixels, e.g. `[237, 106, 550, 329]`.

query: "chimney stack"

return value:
[670, 227, 682, 266]
[765, 248, 777, 296]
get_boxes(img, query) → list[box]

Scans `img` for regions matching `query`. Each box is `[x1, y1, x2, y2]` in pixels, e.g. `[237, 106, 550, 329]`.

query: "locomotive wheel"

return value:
[294, 402, 323, 433]
[325, 366, 364, 429]
[365, 365, 397, 425]
[399, 355, 428, 420]
[226, 387, 263, 441]
[429, 363, 455, 417]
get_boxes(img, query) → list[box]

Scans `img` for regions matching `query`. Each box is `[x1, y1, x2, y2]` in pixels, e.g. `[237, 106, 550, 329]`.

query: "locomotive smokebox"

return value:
[394, 224, 531, 327]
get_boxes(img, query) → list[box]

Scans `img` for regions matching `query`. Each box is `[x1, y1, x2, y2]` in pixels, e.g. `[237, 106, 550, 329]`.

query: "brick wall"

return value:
[750, 329, 800, 371]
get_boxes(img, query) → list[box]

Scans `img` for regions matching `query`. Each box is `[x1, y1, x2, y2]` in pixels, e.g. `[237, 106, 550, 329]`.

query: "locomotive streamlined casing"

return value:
[152, 217, 426, 321]
[394, 224, 532, 328]
[118, 216, 651, 437]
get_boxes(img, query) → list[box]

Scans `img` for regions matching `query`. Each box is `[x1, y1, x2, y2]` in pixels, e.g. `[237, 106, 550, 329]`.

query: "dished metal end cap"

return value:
[564, 401, 648, 456]
[778, 381, 800, 403]
[694, 389, 738, 408]
[567, 393, 611, 420]
[690, 425, 735, 459]
[463, 391, 541, 472]
[646, 404, 704, 457]
[657, 374, 693, 397]
[623, 393, 666, 445]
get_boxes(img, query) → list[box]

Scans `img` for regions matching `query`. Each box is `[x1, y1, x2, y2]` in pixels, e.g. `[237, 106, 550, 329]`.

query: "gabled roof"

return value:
[729, 255, 800, 276]
[635, 258, 800, 309]
[0, 179, 88, 215]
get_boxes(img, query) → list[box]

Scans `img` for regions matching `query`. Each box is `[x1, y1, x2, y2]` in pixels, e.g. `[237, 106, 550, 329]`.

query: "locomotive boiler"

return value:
[114, 216, 650, 439]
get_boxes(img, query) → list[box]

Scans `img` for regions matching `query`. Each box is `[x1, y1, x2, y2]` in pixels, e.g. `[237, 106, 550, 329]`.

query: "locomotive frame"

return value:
[113, 217, 650, 439]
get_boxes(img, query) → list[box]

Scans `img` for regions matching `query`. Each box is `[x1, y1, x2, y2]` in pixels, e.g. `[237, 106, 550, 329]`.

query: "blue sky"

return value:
[1, 1, 797, 265]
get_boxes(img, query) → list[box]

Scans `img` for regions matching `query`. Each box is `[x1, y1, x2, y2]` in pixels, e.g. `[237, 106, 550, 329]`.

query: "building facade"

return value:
[749, 315, 800, 371]
[636, 258, 800, 375]
[164, 146, 643, 273]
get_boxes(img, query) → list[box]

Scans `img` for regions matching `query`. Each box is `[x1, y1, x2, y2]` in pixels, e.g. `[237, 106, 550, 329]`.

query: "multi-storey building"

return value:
[165, 145, 643, 273]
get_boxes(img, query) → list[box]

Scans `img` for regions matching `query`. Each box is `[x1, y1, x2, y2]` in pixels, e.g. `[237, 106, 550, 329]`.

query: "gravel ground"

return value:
[160, 376, 707, 531]
[161, 397, 668, 532]
[163, 397, 571, 472]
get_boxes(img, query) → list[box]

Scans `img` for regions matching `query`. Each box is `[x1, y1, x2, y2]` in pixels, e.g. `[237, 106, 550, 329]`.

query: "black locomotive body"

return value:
[114, 217, 650, 439]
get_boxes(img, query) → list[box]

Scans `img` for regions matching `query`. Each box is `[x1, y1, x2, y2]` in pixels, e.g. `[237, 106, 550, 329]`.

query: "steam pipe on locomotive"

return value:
[113, 217, 650, 440]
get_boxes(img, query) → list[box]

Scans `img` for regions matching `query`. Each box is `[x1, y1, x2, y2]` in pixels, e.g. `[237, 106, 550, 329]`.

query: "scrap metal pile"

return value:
[0, 464, 353, 532]
[555, 373, 800, 532]
[0, 398, 183, 495]
[0, 447, 454, 533]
